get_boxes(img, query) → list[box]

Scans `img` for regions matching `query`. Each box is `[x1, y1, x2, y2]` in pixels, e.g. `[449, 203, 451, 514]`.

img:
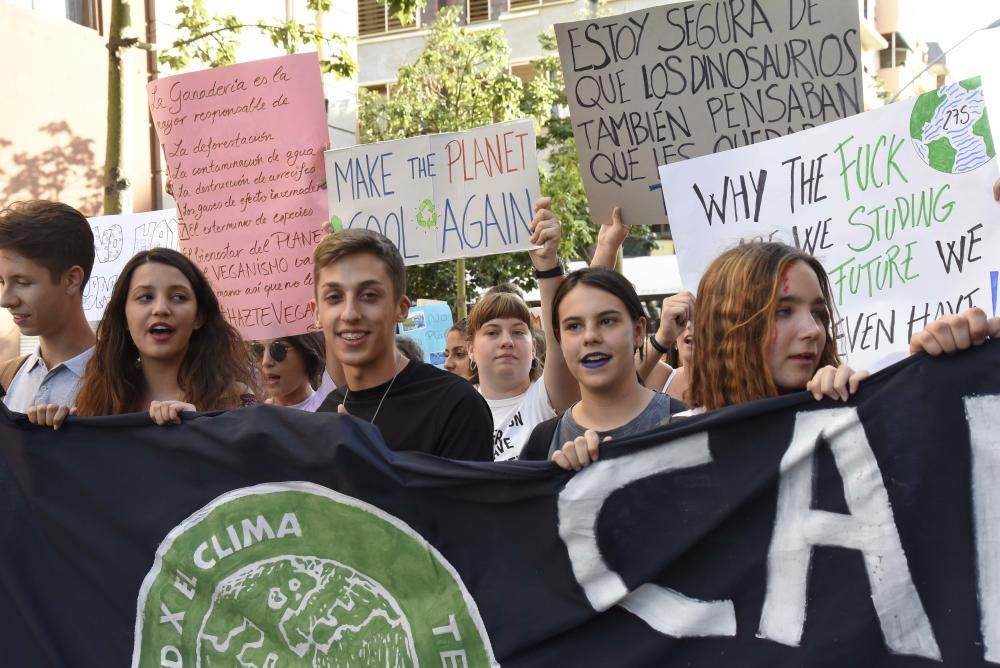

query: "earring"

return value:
[469, 359, 478, 372]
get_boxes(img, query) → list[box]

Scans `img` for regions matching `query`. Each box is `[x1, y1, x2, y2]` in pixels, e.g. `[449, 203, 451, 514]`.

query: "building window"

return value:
[9, 0, 100, 30]
[467, 0, 490, 23]
[508, 0, 561, 10]
[358, 0, 417, 37]
[510, 63, 536, 82]
[362, 82, 394, 98]
[879, 32, 911, 69]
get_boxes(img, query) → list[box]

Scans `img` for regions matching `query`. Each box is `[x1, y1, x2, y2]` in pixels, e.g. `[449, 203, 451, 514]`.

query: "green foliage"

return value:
[358, 7, 525, 140]
[358, 8, 605, 308]
[160, 0, 356, 77]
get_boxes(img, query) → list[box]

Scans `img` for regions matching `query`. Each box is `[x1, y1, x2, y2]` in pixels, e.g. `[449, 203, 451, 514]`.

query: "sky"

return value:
[908, 0, 1000, 81]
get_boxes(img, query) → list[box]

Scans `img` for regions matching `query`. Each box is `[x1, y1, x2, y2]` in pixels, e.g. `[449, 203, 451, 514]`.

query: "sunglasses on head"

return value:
[251, 341, 291, 362]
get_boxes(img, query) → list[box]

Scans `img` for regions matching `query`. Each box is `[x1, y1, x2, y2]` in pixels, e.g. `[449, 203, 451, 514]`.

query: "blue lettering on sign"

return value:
[440, 188, 534, 254]
[348, 208, 418, 260]
[332, 152, 395, 202]
[441, 200, 464, 253]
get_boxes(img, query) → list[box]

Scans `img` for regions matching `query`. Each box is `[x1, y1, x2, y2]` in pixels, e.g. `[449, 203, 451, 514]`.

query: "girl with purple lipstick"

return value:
[525, 243, 999, 471]
[520, 268, 686, 469]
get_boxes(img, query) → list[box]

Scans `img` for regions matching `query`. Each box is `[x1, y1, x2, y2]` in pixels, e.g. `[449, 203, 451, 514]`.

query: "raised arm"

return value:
[590, 206, 630, 269]
[635, 291, 694, 380]
[531, 197, 579, 414]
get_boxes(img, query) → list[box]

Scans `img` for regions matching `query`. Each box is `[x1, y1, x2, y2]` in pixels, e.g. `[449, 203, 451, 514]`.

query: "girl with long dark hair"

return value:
[28, 248, 258, 426]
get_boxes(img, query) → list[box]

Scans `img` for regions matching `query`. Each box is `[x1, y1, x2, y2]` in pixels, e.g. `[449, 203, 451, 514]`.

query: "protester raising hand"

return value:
[636, 290, 695, 381]
[590, 206, 632, 269]
[468, 197, 579, 461]
[520, 268, 684, 465]
[528, 197, 561, 266]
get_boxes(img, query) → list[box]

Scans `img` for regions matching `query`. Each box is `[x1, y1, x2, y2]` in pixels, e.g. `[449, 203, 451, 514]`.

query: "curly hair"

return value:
[687, 242, 840, 410]
[75, 248, 258, 415]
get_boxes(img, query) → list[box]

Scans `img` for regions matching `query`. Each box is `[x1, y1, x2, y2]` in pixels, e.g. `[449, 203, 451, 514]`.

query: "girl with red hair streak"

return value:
[551, 241, 998, 470]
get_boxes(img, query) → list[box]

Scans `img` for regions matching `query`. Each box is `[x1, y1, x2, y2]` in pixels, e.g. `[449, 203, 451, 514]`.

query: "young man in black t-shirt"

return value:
[312, 229, 492, 461]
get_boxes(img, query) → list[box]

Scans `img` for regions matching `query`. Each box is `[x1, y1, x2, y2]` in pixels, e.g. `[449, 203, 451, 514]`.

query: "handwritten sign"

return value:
[83, 209, 179, 321]
[660, 76, 1000, 370]
[398, 302, 454, 366]
[147, 53, 329, 339]
[555, 0, 861, 228]
[324, 119, 540, 265]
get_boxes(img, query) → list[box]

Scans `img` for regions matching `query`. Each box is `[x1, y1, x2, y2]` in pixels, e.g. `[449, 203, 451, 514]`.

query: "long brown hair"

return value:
[75, 248, 258, 415]
[687, 242, 840, 410]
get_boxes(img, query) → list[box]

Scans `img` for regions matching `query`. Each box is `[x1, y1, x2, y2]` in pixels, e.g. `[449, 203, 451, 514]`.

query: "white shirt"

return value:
[288, 372, 336, 412]
[483, 379, 556, 461]
[3, 346, 94, 413]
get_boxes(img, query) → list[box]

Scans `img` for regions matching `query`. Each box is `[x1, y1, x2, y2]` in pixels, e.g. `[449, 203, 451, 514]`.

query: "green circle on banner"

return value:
[416, 199, 438, 229]
[910, 76, 995, 174]
[133, 482, 496, 667]
[329, 215, 344, 233]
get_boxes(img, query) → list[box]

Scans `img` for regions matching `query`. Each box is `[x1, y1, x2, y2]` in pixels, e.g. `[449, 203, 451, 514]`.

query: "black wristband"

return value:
[533, 262, 564, 279]
[648, 333, 670, 355]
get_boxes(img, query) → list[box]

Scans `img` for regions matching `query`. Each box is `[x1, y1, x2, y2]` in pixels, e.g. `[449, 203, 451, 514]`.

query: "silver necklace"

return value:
[342, 355, 404, 424]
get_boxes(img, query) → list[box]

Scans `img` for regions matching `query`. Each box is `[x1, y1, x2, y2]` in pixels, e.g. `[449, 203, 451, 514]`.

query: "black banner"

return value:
[3, 343, 1000, 667]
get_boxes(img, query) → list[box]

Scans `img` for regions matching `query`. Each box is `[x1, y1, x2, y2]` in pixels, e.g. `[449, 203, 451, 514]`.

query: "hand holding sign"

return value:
[529, 197, 561, 272]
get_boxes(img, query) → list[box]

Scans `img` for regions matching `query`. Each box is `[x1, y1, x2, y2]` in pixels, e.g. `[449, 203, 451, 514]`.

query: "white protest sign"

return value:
[83, 209, 179, 321]
[324, 119, 540, 265]
[661, 76, 1000, 370]
[555, 0, 862, 228]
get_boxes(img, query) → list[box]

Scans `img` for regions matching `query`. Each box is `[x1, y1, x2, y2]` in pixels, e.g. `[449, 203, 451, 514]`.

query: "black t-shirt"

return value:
[318, 360, 493, 461]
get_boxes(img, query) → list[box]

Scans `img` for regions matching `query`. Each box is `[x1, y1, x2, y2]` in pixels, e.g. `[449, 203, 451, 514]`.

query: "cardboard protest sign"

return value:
[398, 302, 454, 366]
[147, 53, 329, 340]
[325, 120, 540, 265]
[555, 0, 862, 228]
[84, 209, 178, 321]
[660, 76, 1000, 370]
